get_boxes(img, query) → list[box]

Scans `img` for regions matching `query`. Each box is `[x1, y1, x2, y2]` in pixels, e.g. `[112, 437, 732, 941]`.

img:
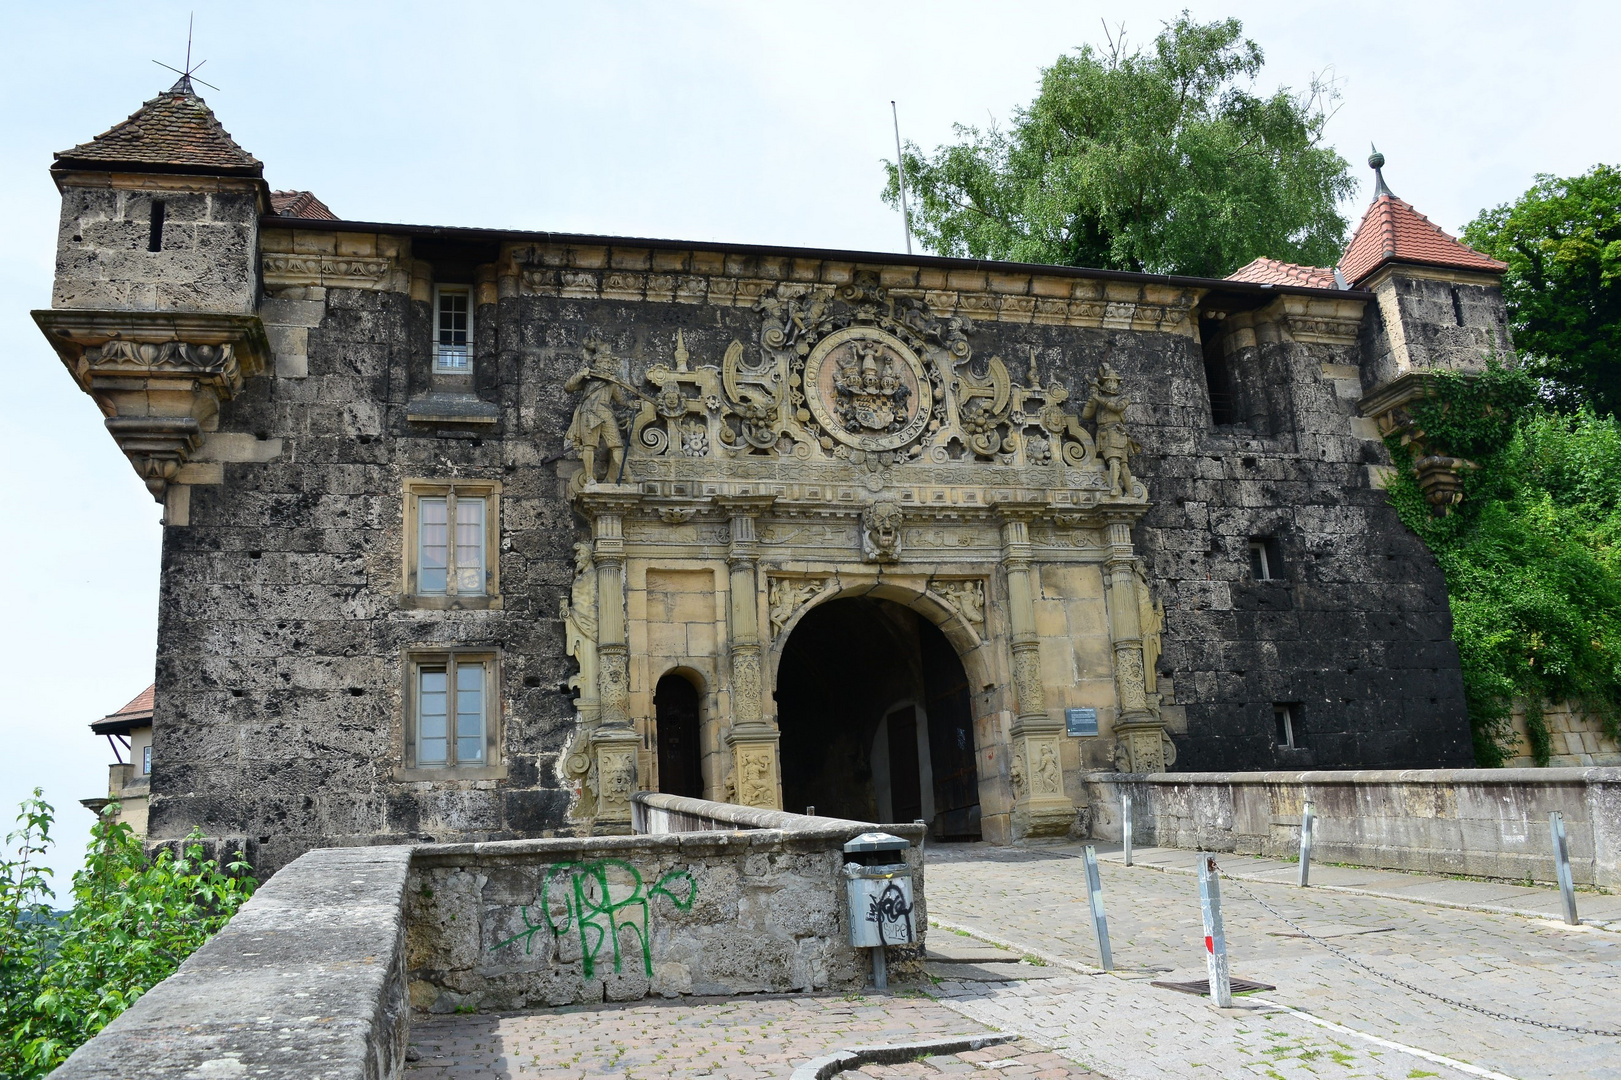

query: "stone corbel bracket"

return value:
[1360, 370, 1479, 513]
[32, 309, 269, 501]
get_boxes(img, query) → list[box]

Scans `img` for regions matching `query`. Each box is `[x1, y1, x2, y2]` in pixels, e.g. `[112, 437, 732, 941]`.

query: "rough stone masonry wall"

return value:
[406, 811, 927, 1010]
[148, 232, 1472, 874]
[1082, 768, 1621, 888]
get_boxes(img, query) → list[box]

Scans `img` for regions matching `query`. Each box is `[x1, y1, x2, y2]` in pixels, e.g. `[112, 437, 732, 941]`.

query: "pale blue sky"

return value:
[3, 0, 1616, 890]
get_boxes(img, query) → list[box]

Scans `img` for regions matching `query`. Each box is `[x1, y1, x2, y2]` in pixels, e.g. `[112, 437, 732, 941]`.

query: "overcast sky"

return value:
[3, 0, 1617, 890]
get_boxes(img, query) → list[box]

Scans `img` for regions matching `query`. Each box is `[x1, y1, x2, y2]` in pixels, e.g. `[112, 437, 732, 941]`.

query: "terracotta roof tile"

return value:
[1340, 194, 1505, 285]
[1226, 257, 1338, 290]
[94, 681, 154, 723]
[54, 77, 261, 176]
[271, 190, 338, 220]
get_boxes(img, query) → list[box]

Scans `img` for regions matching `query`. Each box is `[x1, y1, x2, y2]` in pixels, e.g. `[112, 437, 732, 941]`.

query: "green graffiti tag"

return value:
[492, 860, 697, 978]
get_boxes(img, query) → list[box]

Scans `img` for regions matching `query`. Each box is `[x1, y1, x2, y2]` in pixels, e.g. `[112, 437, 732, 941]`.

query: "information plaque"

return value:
[1066, 707, 1099, 737]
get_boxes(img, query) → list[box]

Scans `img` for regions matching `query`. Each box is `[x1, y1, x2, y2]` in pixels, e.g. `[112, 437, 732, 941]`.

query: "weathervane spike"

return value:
[152, 13, 220, 93]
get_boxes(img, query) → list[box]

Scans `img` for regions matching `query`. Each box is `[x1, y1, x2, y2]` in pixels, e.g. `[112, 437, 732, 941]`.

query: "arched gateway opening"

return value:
[776, 597, 981, 839]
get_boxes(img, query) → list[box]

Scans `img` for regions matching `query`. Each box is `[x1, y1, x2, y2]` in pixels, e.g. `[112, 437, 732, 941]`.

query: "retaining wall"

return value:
[406, 795, 925, 1011]
[1082, 768, 1621, 888]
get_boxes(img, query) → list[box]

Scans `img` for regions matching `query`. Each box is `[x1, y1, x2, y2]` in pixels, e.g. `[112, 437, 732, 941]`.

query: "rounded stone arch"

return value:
[764, 581, 993, 695]
[766, 579, 999, 838]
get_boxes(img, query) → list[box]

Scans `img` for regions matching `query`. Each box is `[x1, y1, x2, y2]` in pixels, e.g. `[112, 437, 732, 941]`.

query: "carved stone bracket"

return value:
[1360, 371, 1480, 514]
[33, 310, 269, 501]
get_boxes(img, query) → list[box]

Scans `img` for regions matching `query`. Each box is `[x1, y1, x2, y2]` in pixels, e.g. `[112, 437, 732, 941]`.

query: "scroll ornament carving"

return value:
[1012, 646, 1045, 718]
[1113, 646, 1150, 713]
[861, 499, 904, 563]
[731, 648, 763, 722]
[768, 577, 827, 638]
[560, 272, 1145, 504]
[599, 649, 630, 722]
[937, 580, 986, 630]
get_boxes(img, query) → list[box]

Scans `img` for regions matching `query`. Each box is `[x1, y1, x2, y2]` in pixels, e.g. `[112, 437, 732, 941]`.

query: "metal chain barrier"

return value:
[1215, 859, 1621, 1038]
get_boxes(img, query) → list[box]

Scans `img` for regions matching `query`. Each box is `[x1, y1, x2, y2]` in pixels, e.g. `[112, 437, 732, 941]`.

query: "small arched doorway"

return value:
[775, 596, 980, 839]
[654, 671, 703, 798]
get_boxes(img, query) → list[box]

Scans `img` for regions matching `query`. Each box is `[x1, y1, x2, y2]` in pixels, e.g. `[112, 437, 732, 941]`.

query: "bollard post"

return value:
[1082, 844, 1113, 970]
[1121, 792, 1134, 867]
[1550, 811, 1579, 925]
[1197, 853, 1233, 1007]
[1298, 801, 1315, 888]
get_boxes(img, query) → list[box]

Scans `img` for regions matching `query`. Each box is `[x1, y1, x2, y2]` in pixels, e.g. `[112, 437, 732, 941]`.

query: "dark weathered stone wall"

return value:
[145, 238, 1474, 874]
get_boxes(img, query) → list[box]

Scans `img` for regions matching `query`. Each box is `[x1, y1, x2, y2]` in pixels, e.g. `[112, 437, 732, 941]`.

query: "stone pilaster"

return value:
[1000, 509, 1076, 837]
[719, 496, 781, 809]
[579, 491, 641, 830]
[1104, 519, 1168, 773]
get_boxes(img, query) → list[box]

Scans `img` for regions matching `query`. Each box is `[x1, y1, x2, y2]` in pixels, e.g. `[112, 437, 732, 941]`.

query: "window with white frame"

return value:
[1248, 536, 1281, 581]
[403, 479, 500, 607]
[433, 286, 472, 373]
[142, 744, 151, 775]
[405, 651, 499, 771]
[1274, 702, 1304, 748]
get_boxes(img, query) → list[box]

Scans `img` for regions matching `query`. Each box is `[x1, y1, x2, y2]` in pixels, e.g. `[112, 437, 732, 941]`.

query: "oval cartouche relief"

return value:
[802, 326, 930, 452]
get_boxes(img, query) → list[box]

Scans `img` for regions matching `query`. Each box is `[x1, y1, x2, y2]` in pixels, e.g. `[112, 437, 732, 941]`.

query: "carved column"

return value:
[581, 493, 641, 832]
[1105, 518, 1169, 773]
[719, 496, 781, 809]
[1000, 509, 1077, 837]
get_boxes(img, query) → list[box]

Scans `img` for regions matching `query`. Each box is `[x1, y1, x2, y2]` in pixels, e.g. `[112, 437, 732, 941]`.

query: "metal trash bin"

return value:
[842, 831, 914, 988]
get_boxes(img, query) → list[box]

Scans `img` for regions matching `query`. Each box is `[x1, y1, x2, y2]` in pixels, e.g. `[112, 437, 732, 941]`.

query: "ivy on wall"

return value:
[1385, 365, 1621, 765]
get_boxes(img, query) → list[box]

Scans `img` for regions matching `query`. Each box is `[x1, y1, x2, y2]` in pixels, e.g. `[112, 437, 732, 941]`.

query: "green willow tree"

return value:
[1463, 165, 1621, 416]
[882, 14, 1355, 276]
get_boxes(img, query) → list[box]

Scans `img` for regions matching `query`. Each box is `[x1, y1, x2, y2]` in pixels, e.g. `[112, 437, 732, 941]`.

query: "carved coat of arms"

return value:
[804, 327, 930, 452]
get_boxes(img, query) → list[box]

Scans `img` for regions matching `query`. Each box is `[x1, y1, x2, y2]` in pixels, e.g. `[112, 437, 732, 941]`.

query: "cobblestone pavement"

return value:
[923, 843, 1621, 1080]
[406, 993, 1081, 1079]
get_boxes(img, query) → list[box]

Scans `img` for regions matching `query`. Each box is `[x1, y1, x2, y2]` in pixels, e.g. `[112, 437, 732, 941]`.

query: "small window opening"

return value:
[1200, 314, 1237, 425]
[1249, 537, 1282, 581]
[434, 286, 472, 372]
[1274, 703, 1304, 748]
[147, 200, 166, 252]
[141, 744, 151, 775]
[1450, 286, 1466, 327]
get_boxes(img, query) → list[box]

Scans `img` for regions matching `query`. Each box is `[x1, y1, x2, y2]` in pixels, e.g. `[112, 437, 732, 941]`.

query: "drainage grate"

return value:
[1151, 977, 1276, 996]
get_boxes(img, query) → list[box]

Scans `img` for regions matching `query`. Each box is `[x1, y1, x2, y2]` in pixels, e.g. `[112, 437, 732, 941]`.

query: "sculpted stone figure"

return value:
[938, 580, 985, 630]
[565, 339, 634, 485]
[1081, 364, 1140, 497]
[861, 499, 904, 563]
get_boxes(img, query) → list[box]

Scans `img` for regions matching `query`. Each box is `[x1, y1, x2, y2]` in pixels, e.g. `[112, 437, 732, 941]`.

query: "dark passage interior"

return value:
[776, 596, 980, 839]
[655, 671, 703, 798]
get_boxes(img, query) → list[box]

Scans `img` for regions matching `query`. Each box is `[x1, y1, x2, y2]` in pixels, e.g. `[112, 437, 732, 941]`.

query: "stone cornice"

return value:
[32, 309, 270, 501]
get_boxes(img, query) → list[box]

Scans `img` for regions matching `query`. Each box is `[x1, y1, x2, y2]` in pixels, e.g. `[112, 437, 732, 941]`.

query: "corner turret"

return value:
[33, 78, 270, 509]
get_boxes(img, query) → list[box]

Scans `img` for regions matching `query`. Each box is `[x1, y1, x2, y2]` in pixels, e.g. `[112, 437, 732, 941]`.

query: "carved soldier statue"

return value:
[565, 339, 634, 485]
[1081, 363, 1140, 497]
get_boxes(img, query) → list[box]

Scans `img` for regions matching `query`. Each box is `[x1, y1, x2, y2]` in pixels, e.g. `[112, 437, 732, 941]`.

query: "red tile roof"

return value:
[1226, 257, 1338, 290]
[1339, 194, 1505, 285]
[91, 683, 155, 735]
[271, 190, 338, 220]
[54, 77, 262, 177]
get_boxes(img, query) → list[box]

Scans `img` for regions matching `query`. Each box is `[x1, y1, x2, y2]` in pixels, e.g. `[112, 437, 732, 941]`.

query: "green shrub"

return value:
[0, 791, 255, 1079]
[1386, 368, 1621, 764]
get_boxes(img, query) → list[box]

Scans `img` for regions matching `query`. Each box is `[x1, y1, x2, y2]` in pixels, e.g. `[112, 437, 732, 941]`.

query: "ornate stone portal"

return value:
[560, 272, 1164, 839]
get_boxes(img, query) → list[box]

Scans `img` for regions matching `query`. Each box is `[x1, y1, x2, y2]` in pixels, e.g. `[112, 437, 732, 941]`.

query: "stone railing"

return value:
[49, 845, 414, 1080]
[407, 796, 924, 1011]
[1081, 768, 1621, 888]
[46, 798, 927, 1078]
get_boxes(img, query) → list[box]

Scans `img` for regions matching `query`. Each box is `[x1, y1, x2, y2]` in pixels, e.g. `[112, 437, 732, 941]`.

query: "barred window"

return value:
[434, 286, 472, 372]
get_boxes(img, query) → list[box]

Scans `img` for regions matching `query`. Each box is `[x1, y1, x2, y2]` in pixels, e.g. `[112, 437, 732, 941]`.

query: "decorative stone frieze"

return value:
[32, 309, 268, 500]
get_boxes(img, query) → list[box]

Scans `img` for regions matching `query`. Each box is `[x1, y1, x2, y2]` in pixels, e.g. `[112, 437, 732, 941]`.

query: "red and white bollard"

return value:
[1197, 853, 1232, 1007]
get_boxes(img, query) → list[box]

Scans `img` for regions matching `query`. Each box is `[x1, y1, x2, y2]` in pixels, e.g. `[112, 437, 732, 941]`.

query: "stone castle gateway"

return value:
[38, 80, 1511, 871]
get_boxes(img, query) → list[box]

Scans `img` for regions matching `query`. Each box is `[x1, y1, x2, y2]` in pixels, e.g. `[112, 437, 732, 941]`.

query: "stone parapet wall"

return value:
[407, 798, 925, 1010]
[1081, 768, 1621, 888]
[49, 845, 414, 1080]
